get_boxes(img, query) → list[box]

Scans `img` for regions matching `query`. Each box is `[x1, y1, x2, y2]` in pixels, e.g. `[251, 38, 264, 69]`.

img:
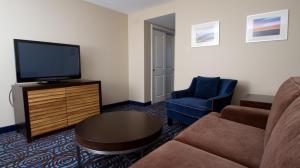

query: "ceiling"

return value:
[85, 0, 174, 14]
[147, 13, 175, 29]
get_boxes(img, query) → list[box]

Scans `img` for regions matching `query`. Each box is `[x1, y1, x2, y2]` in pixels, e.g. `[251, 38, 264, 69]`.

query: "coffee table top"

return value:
[75, 111, 163, 154]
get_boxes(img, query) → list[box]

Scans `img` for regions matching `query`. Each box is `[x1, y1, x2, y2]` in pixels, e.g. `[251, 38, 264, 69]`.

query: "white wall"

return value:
[128, 0, 300, 103]
[0, 0, 129, 127]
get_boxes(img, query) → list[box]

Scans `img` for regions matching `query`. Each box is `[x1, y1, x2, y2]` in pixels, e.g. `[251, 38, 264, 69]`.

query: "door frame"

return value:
[150, 24, 175, 104]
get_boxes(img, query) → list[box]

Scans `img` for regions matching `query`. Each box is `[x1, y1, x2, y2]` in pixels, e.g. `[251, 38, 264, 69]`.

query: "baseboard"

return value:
[102, 100, 152, 110]
[128, 101, 151, 106]
[102, 100, 130, 110]
[0, 125, 17, 134]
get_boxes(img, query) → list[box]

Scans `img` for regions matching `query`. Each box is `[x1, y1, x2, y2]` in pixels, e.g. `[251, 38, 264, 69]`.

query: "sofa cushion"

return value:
[130, 140, 247, 168]
[260, 96, 300, 168]
[194, 76, 220, 99]
[264, 77, 300, 146]
[166, 97, 211, 118]
[175, 113, 265, 168]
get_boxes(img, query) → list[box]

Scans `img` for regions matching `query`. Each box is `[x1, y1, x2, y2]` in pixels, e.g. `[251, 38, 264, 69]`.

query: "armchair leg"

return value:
[167, 118, 173, 126]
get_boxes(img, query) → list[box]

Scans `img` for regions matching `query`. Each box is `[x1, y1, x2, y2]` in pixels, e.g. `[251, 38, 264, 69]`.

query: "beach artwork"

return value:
[192, 21, 219, 47]
[246, 10, 288, 43]
[253, 17, 281, 37]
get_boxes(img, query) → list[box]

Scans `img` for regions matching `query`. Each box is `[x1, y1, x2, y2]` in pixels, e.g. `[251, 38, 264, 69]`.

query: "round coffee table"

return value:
[75, 111, 163, 165]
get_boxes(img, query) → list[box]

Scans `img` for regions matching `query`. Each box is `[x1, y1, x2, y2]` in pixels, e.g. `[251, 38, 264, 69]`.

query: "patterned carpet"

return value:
[0, 102, 186, 168]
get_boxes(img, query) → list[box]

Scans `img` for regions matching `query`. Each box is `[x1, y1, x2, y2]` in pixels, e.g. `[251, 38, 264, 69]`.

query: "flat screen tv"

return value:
[14, 39, 81, 83]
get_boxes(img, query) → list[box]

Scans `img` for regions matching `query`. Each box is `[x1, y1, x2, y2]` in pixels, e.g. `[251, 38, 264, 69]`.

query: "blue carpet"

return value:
[0, 102, 186, 168]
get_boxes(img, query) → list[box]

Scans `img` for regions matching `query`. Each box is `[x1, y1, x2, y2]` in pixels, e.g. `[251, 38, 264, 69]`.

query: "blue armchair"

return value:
[166, 76, 237, 125]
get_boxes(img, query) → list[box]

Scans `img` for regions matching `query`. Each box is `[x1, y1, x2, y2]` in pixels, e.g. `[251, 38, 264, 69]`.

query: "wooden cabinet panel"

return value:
[12, 80, 101, 142]
[28, 88, 67, 136]
[29, 99, 66, 110]
[28, 88, 65, 102]
[67, 110, 99, 126]
[31, 119, 67, 137]
[27, 88, 65, 96]
[66, 84, 100, 125]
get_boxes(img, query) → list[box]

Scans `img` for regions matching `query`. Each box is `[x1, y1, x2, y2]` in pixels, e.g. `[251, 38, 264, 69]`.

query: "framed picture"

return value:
[191, 21, 219, 47]
[246, 9, 289, 43]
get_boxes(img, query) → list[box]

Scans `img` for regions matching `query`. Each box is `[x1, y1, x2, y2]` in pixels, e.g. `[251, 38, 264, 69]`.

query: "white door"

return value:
[152, 30, 166, 103]
[165, 34, 175, 99]
[152, 29, 174, 103]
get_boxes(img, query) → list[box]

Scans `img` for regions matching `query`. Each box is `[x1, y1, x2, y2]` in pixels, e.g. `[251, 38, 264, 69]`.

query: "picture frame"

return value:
[191, 21, 219, 47]
[246, 9, 289, 43]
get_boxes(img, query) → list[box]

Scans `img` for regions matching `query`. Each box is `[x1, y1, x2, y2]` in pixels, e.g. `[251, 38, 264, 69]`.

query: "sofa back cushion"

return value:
[264, 77, 300, 146]
[260, 96, 300, 168]
[218, 79, 238, 95]
[194, 76, 220, 99]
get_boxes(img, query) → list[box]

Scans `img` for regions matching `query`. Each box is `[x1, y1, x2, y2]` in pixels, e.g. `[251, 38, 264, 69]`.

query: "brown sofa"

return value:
[131, 77, 300, 168]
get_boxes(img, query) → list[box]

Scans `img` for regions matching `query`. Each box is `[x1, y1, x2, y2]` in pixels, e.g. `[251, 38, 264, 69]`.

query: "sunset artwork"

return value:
[246, 10, 288, 43]
[253, 17, 281, 37]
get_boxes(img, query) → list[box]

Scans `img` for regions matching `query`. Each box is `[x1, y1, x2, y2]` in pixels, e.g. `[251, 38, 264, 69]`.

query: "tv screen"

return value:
[14, 39, 81, 83]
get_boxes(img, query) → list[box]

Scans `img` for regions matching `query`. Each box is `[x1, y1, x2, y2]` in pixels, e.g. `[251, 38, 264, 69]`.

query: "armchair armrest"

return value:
[221, 105, 269, 129]
[208, 94, 233, 112]
[171, 89, 193, 99]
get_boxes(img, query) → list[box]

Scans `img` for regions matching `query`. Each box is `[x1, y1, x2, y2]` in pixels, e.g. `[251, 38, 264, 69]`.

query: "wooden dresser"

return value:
[12, 80, 102, 142]
[240, 94, 274, 110]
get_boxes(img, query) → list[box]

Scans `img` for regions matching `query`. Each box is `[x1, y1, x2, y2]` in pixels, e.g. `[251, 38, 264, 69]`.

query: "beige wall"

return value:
[128, 0, 300, 103]
[0, 0, 128, 127]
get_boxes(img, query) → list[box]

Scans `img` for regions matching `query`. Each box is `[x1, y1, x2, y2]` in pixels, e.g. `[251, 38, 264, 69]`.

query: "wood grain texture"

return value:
[66, 84, 100, 126]
[26, 83, 100, 137]
[28, 88, 67, 136]
[28, 88, 65, 102]
[31, 119, 67, 136]
[13, 80, 101, 142]
[67, 110, 99, 126]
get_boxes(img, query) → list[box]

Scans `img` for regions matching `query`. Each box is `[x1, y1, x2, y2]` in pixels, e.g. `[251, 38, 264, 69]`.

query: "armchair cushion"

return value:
[194, 76, 220, 99]
[166, 97, 211, 119]
[221, 105, 269, 129]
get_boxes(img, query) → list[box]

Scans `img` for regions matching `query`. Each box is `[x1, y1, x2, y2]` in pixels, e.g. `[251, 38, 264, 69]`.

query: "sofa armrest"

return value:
[209, 94, 233, 112]
[171, 89, 193, 99]
[221, 105, 269, 129]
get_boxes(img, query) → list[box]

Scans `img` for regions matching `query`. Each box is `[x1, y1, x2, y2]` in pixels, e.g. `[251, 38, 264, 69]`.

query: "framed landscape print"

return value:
[246, 9, 289, 43]
[191, 21, 219, 47]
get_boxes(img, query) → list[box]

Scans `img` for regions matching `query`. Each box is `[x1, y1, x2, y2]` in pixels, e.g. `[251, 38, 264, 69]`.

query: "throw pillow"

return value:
[194, 76, 220, 99]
